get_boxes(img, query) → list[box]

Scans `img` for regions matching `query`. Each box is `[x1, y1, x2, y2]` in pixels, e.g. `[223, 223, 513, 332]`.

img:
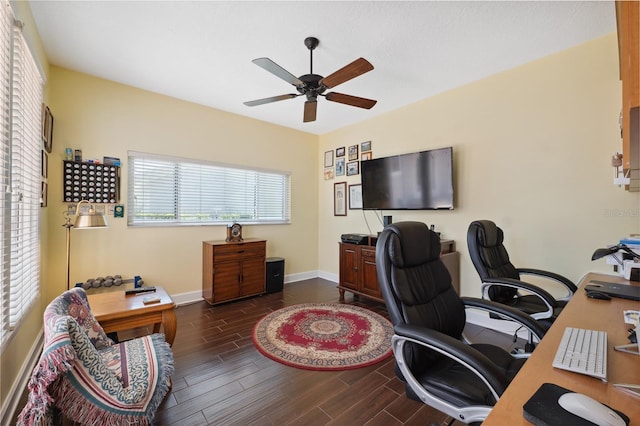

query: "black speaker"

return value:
[383, 215, 392, 227]
[265, 257, 284, 294]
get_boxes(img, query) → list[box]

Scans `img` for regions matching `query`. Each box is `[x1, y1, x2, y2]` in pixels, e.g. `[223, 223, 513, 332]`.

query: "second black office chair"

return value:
[467, 220, 578, 328]
[376, 221, 546, 424]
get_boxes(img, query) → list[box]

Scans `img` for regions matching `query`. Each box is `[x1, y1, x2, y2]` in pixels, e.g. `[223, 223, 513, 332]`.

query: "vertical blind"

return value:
[1, 2, 42, 347]
[128, 151, 291, 226]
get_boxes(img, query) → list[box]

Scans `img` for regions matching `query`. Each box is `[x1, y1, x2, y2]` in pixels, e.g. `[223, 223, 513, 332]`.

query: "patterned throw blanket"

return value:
[17, 288, 174, 426]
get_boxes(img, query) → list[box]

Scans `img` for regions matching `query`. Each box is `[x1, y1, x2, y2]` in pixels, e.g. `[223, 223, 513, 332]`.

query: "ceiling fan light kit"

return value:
[244, 37, 377, 123]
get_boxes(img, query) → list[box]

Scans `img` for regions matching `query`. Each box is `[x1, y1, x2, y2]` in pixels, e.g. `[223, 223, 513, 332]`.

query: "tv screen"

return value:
[361, 147, 454, 210]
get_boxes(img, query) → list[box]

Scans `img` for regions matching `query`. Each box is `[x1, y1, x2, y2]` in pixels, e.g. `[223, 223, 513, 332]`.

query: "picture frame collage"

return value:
[327, 141, 371, 216]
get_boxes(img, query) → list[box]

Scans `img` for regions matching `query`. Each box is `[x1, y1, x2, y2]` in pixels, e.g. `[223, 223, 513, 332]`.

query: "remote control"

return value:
[125, 286, 156, 296]
[143, 296, 161, 304]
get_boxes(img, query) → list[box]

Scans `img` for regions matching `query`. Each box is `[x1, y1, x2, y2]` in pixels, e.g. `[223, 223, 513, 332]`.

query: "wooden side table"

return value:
[87, 286, 177, 346]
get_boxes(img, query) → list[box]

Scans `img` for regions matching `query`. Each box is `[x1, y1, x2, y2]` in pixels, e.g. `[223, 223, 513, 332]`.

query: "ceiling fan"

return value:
[244, 37, 377, 123]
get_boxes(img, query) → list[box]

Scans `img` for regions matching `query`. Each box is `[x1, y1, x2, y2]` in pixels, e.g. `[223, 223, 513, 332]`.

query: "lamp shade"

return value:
[74, 211, 108, 229]
[592, 244, 640, 262]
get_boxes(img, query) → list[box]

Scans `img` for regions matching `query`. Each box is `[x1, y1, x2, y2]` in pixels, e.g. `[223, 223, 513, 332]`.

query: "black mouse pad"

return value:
[522, 383, 630, 426]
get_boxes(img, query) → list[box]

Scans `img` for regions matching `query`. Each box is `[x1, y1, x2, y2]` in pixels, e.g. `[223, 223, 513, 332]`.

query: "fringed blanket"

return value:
[18, 288, 174, 426]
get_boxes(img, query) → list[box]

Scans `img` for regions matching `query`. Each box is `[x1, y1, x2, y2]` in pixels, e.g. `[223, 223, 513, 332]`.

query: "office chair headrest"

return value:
[472, 220, 503, 247]
[385, 221, 441, 267]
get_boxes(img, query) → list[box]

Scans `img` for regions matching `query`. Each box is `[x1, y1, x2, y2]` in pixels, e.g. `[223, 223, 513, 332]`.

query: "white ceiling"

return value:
[27, 1, 616, 135]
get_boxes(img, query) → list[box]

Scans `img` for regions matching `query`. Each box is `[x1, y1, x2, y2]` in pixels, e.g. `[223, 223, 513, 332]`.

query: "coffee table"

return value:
[86, 286, 177, 346]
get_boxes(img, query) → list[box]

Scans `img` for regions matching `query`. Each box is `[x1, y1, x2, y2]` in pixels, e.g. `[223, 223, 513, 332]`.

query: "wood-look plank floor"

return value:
[149, 279, 511, 426]
[150, 278, 522, 426]
[15, 278, 520, 425]
[151, 278, 463, 426]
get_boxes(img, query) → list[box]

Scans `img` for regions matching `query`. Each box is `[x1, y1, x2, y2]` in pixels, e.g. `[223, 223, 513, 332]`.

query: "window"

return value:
[128, 151, 291, 226]
[0, 4, 43, 348]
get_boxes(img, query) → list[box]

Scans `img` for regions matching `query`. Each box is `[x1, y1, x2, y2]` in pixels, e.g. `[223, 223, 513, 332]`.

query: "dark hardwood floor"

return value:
[15, 278, 520, 425]
[152, 278, 455, 426]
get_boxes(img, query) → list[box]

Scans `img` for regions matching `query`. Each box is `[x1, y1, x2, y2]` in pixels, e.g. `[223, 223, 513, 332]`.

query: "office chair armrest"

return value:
[481, 277, 558, 314]
[393, 323, 510, 398]
[517, 268, 578, 295]
[461, 297, 547, 341]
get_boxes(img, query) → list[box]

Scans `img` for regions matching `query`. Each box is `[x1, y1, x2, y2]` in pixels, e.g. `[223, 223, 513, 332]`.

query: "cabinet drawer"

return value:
[213, 242, 266, 262]
[360, 248, 376, 260]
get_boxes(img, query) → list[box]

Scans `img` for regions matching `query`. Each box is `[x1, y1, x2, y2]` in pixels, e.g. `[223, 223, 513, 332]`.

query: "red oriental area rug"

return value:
[252, 303, 393, 371]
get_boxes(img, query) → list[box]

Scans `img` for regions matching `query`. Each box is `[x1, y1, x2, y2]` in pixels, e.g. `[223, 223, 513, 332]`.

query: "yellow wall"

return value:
[45, 68, 319, 297]
[319, 33, 639, 296]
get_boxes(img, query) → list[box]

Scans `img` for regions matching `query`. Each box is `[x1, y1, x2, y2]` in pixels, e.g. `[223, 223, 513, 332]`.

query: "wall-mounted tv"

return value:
[361, 147, 454, 210]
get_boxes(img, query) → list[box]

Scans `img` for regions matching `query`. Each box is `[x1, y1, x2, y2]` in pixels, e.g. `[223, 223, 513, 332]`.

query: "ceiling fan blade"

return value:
[319, 58, 374, 89]
[243, 94, 298, 107]
[303, 100, 317, 122]
[325, 92, 377, 109]
[252, 58, 304, 87]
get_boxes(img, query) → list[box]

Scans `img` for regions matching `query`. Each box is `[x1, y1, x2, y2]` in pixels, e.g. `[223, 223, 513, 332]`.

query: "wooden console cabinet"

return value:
[202, 239, 266, 305]
[338, 237, 459, 303]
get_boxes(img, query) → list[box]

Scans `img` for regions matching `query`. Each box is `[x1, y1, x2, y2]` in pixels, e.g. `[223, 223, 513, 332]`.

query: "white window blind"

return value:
[0, 2, 12, 346]
[128, 151, 291, 226]
[1, 3, 42, 348]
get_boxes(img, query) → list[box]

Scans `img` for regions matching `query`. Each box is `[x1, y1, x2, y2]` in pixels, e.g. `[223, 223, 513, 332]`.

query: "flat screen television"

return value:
[361, 147, 454, 210]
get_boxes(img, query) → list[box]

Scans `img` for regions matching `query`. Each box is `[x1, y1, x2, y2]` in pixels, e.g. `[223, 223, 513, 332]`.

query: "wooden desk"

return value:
[87, 286, 177, 346]
[484, 273, 640, 425]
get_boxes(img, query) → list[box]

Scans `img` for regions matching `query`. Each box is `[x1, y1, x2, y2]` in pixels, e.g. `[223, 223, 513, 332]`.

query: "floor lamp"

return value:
[63, 200, 109, 290]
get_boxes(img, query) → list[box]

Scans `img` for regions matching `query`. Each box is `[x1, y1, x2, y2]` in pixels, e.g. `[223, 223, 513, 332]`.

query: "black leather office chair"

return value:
[376, 221, 545, 425]
[467, 220, 577, 328]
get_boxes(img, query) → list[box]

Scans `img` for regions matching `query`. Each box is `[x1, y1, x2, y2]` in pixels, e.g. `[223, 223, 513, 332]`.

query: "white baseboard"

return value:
[171, 290, 204, 305]
[173, 270, 333, 306]
[1, 327, 44, 426]
[466, 310, 537, 341]
[287, 270, 323, 284]
[317, 270, 338, 283]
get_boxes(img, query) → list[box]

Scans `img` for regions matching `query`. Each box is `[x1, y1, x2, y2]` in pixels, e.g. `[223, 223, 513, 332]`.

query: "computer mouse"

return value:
[586, 291, 611, 300]
[558, 392, 626, 426]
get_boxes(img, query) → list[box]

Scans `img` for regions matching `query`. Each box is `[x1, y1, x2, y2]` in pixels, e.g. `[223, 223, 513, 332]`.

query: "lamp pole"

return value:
[63, 216, 74, 290]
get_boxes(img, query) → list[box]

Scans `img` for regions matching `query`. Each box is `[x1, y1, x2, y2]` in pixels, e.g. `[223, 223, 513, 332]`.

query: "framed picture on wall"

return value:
[335, 158, 345, 176]
[40, 182, 48, 207]
[334, 182, 347, 216]
[324, 150, 334, 168]
[324, 168, 334, 180]
[346, 161, 359, 176]
[41, 150, 48, 178]
[348, 144, 358, 161]
[361, 140, 371, 152]
[42, 105, 53, 153]
[336, 147, 345, 157]
[361, 152, 372, 161]
[349, 184, 362, 209]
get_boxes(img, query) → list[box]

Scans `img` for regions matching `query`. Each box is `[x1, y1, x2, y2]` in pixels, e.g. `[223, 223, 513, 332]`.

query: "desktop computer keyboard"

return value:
[552, 327, 607, 381]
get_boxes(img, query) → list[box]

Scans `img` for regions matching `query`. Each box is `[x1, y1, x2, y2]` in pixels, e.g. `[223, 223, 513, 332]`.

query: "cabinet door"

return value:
[339, 244, 358, 290]
[213, 261, 242, 303]
[241, 257, 266, 297]
[360, 247, 381, 299]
